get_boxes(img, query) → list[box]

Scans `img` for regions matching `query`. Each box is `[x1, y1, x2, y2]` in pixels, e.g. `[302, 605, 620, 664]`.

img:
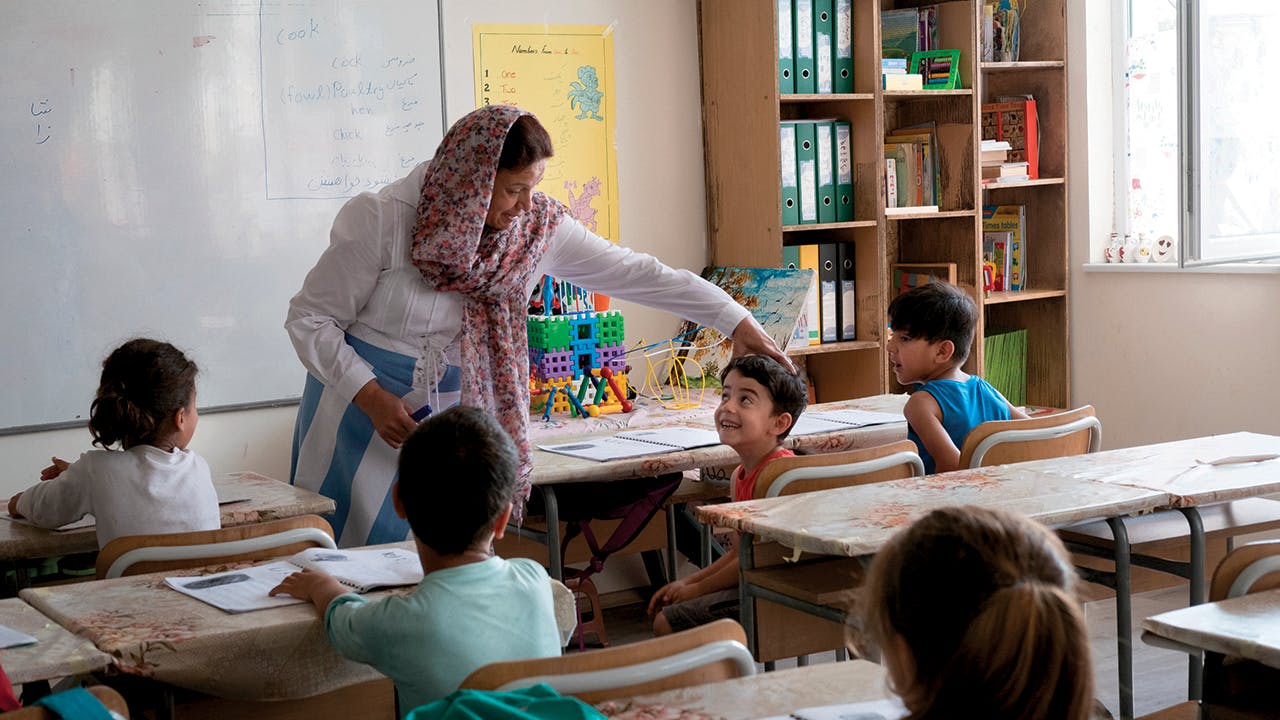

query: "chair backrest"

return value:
[459, 618, 754, 704]
[754, 440, 924, 498]
[96, 514, 336, 579]
[6, 686, 129, 719]
[959, 406, 1102, 469]
[548, 578, 578, 647]
[1209, 539, 1280, 601]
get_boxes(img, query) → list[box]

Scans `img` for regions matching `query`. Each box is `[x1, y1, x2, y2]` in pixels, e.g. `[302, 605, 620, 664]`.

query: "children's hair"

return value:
[499, 114, 555, 170]
[861, 506, 1094, 720]
[396, 405, 519, 555]
[88, 338, 198, 450]
[718, 355, 808, 440]
[886, 281, 977, 365]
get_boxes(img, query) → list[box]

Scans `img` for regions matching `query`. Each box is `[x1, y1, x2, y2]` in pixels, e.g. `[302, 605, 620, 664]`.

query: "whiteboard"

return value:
[0, 0, 444, 431]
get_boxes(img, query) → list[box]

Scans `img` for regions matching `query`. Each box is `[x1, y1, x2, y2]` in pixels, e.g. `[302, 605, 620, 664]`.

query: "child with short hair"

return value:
[7, 338, 219, 548]
[861, 505, 1094, 720]
[886, 282, 1027, 473]
[647, 354, 807, 636]
[270, 405, 561, 716]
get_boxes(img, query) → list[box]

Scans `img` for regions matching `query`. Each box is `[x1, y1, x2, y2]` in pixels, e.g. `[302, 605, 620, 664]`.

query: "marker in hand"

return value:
[411, 405, 432, 423]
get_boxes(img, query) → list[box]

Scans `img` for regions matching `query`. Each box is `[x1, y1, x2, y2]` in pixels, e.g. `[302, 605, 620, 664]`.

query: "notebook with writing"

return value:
[538, 427, 723, 462]
[165, 547, 422, 613]
[789, 409, 906, 436]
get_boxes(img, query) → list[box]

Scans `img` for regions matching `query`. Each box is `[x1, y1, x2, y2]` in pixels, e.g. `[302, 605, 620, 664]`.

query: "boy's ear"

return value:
[769, 411, 794, 438]
[392, 482, 406, 519]
[491, 502, 514, 540]
[932, 339, 956, 364]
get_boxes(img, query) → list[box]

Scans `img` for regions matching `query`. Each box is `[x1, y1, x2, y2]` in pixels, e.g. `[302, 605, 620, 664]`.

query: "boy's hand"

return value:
[269, 568, 347, 613]
[7, 494, 22, 518]
[647, 579, 699, 615]
[40, 457, 70, 481]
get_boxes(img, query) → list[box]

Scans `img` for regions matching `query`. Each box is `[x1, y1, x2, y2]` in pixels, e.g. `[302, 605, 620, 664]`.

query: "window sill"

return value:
[1082, 262, 1280, 275]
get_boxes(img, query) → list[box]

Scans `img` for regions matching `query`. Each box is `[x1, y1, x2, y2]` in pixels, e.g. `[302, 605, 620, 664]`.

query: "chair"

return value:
[95, 515, 336, 579]
[743, 441, 924, 665]
[7, 686, 129, 719]
[957, 405, 1101, 468]
[1199, 540, 1280, 719]
[459, 618, 753, 705]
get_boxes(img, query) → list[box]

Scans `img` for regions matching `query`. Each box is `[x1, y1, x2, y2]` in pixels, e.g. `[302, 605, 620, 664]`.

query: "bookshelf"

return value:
[697, 0, 1069, 408]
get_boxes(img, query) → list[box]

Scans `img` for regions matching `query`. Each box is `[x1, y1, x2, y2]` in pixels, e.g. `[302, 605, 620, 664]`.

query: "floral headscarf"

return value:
[410, 105, 566, 512]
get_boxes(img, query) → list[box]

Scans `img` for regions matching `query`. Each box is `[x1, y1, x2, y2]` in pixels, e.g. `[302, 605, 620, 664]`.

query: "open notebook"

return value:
[538, 427, 723, 462]
[165, 547, 423, 613]
[789, 409, 906, 437]
[755, 697, 907, 720]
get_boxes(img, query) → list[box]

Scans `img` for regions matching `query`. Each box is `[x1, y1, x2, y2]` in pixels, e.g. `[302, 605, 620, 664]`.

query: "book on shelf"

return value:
[981, 161, 1028, 179]
[777, 0, 794, 93]
[887, 124, 940, 207]
[982, 96, 1039, 179]
[883, 157, 898, 209]
[884, 205, 938, 216]
[981, 174, 1031, 185]
[538, 426, 723, 462]
[982, 230, 1013, 291]
[880, 8, 920, 60]
[882, 142, 920, 207]
[814, 0, 835, 93]
[983, 204, 1026, 290]
[883, 73, 923, 91]
[165, 547, 424, 613]
[982, 0, 1022, 62]
[980, 139, 1012, 164]
[892, 262, 956, 294]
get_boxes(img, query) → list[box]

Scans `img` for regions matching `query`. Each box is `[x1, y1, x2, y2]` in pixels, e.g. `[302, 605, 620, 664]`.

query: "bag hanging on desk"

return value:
[527, 475, 682, 581]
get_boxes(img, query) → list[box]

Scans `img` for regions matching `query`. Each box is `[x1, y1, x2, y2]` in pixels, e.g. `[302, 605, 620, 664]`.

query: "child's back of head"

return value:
[862, 505, 1093, 720]
[397, 405, 518, 556]
[886, 282, 977, 366]
[90, 338, 199, 450]
[717, 354, 808, 442]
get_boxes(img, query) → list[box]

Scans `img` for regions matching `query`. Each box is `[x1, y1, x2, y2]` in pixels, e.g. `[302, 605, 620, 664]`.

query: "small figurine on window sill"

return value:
[1154, 235, 1175, 263]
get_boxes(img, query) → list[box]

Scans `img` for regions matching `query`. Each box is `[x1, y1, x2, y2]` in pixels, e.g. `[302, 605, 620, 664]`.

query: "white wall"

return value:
[1068, 0, 1280, 449]
[0, 0, 707, 500]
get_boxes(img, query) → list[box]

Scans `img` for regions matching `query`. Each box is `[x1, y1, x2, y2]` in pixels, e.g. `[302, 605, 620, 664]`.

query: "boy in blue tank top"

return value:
[887, 282, 1027, 474]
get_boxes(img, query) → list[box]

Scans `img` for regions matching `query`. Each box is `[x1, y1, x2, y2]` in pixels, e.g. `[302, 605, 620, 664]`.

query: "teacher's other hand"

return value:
[353, 380, 418, 449]
[730, 316, 796, 373]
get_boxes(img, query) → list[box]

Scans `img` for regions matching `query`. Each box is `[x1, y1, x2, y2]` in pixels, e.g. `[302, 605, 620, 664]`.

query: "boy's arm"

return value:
[1008, 402, 1030, 420]
[647, 540, 742, 615]
[269, 568, 349, 615]
[904, 391, 962, 473]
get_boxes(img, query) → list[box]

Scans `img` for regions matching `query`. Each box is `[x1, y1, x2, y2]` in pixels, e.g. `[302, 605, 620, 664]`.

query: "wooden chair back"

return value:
[753, 440, 924, 498]
[459, 618, 752, 704]
[95, 514, 335, 579]
[959, 406, 1101, 468]
[1209, 539, 1280, 601]
[6, 686, 129, 719]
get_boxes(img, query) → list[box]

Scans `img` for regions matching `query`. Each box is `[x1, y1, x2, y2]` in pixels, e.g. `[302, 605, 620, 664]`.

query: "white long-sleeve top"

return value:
[286, 160, 750, 405]
[15, 446, 221, 549]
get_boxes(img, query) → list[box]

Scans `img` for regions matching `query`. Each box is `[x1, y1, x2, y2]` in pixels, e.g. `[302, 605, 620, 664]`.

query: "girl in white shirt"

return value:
[8, 339, 220, 548]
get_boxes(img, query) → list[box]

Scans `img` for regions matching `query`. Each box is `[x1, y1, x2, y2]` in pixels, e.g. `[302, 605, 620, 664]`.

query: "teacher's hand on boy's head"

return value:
[729, 316, 795, 373]
[353, 380, 418, 449]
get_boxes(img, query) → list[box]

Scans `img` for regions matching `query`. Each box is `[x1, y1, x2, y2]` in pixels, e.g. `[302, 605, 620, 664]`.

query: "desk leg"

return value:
[1108, 516, 1134, 720]
[666, 506, 678, 581]
[739, 531, 757, 664]
[542, 486, 562, 581]
[1180, 507, 1206, 701]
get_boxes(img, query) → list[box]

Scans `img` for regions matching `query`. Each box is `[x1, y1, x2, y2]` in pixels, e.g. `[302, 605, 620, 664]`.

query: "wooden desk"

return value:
[0, 597, 110, 686]
[0, 471, 337, 562]
[515, 395, 908, 579]
[1143, 588, 1280, 669]
[598, 661, 891, 720]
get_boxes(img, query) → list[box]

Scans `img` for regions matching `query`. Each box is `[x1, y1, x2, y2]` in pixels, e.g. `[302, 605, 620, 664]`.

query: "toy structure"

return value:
[528, 309, 630, 418]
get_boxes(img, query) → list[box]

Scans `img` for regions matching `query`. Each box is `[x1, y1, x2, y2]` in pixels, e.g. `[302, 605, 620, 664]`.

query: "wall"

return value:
[0, 0, 706, 502]
[1067, 0, 1280, 449]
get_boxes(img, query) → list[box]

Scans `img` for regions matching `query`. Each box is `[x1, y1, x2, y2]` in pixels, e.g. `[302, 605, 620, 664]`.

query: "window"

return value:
[1119, 1, 1280, 266]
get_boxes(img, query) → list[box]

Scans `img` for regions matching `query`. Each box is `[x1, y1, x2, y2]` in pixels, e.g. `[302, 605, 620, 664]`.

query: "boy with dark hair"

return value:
[647, 354, 807, 635]
[271, 406, 560, 716]
[886, 281, 1027, 474]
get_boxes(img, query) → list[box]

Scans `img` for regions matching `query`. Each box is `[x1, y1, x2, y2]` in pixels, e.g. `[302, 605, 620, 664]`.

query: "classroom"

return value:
[1, 1, 1278, 719]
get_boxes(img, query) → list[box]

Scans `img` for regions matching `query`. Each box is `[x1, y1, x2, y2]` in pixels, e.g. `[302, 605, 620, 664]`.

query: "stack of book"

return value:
[777, 0, 855, 95]
[782, 245, 858, 344]
[981, 204, 1026, 292]
[881, 58, 922, 91]
[779, 119, 854, 226]
[981, 96, 1040, 179]
[883, 123, 940, 213]
[980, 139, 1028, 184]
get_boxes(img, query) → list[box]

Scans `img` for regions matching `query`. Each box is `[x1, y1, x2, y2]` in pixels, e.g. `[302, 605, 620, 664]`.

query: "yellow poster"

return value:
[474, 24, 618, 241]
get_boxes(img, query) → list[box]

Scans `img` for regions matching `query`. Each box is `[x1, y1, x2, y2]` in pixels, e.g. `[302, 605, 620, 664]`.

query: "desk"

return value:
[18, 546, 402, 701]
[519, 395, 908, 579]
[0, 472, 336, 563]
[0, 597, 110, 686]
[598, 661, 889, 720]
[1142, 588, 1280, 669]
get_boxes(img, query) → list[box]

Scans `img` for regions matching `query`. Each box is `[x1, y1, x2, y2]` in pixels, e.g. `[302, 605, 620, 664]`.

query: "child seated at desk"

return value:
[887, 282, 1026, 473]
[647, 354, 807, 636]
[861, 506, 1094, 720]
[269, 405, 561, 716]
[7, 338, 219, 548]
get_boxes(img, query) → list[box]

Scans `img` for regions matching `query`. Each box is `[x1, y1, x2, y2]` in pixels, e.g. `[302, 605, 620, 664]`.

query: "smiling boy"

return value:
[886, 282, 1027, 474]
[647, 355, 807, 636]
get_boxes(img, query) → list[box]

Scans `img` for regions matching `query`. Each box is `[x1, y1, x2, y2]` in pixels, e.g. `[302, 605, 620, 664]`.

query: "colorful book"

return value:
[983, 204, 1026, 290]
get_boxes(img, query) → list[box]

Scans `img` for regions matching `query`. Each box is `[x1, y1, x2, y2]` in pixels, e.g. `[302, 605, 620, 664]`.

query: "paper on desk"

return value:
[539, 427, 721, 462]
[0, 512, 96, 532]
[0, 624, 37, 649]
[752, 697, 907, 720]
[803, 409, 906, 428]
[165, 562, 304, 614]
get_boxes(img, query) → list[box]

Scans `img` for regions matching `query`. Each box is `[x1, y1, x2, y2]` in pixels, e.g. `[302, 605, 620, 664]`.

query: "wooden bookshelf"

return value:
[697, 0, 1070, 406]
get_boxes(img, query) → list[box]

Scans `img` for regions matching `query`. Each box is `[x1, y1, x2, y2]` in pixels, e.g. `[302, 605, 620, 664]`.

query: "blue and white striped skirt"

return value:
[290, 334, 460, 547]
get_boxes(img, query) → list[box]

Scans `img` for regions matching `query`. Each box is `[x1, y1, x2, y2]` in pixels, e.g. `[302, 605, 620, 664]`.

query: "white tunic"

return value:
[15, 445, 221, 549]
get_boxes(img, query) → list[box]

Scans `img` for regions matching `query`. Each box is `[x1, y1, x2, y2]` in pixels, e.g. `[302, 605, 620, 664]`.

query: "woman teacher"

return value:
[287, 105, 788, 547]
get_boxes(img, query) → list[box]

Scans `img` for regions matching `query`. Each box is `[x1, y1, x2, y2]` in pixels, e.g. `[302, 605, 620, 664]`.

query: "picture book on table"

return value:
[674, 266, 813, 382]
[165, 547, 422, 613]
